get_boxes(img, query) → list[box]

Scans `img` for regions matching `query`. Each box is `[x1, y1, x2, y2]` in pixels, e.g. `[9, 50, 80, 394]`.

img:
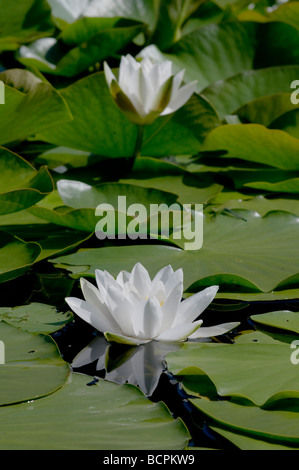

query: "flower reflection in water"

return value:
[71, 335, 181, 397]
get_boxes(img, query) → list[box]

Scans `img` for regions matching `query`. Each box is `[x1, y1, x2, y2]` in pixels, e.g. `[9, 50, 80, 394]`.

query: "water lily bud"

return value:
[104, 55, 197, 126]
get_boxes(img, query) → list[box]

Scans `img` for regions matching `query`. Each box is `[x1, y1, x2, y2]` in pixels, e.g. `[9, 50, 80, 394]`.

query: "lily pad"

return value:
[211, 426, 297, 450]
[0, 69, 72, 146]
[251, 311, 299, 336]
[0, 148, 53, 215]
[202, 65, 299, 122]
[29, 181, 182, 233]
[17, 23, 144, 77]
[166, 341, 299, 406]
[0, 0, 54, 50]
[0, 322, 69, 405]
[51, 211, 299, 293]
[192, 399, 299, 446]
[0, 372, 189, 450]
[0, 303, 73, 334]
[210, 195, 299, 217]
[201, 124, 299, 170]
[0, 231, 41, 283]
[139, 21, 257, 92]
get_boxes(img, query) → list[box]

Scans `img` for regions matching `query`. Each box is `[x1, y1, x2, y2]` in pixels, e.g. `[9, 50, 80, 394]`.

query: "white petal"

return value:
[104, 61, 117, 88]
[116, 269, 131, 287]
[65, 297, 119, 334]
[152, 265, 174, 285]
[157, 60, 173, 87]
[149, 280, 166, 304]
[142, 298, 163, 339]
[161, 80, 197, 115]
[130, 262, 152, 298]
[188, 322, 240, 339]
[155, 320, 203, 342]
[161, 281, 183, 331]
[164, 268, 183, 295]
[80, 277, 106, 306]
[104, 331, 151, 346]
[174, 286, 219, 327]
[171, 69, 185, 95]
[95, 269, 120, 300]
[106, 285, 136, 337]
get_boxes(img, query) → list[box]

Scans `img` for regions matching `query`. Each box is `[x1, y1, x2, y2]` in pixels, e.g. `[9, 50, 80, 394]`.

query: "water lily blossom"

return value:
[65, 263, 239, 346]
[104, 55, 197, 125]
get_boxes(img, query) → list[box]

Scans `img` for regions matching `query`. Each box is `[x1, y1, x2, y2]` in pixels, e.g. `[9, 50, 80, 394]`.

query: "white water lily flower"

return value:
[65, 263, 239, 346]
[104, 54, 197, 125]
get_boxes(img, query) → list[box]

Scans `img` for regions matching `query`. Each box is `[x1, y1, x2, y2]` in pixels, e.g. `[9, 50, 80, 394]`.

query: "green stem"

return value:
[133, 124, 144, 159]
[124, 125, 144, 176]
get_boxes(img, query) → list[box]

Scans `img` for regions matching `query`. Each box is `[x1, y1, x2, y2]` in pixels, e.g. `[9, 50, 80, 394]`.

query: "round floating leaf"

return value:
[0, 0, 54, 50]
[18, 23, 144, 77]
[192, 399, 299, 446]
[211, 426, 297, 450]
[51, 211, 299, 293]
[0, 322, 69, 405]
[0, 231, 41, 283]
[0, 69, 72, 146]
[166, 342, 299, 406]
[202, 65, 299, 123]
[201, 124, 299, 170]
[251, 311, 299, 336]
[0, 303, 73, 334]
[210, 195, 299, 217]
[0, 372, 189, 450]
[29, 182, 181, 233]
[139, 22, 257, 92]
[0, 148, 54, 215]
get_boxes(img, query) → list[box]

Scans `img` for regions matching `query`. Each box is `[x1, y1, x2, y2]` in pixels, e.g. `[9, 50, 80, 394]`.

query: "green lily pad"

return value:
[210, 195, 299, 217]
[17, 22, 144, 77]
[0, 231, 41, 283]
[139, 21, 256, 92]
[202, 65, 299, 122]
[166, 342, 299, 406]
[0, 303, 73, 334]
[124, 157, 223, 204]
[201, 124, 299, 170]
[211, 426, 298, 450]
[0, 69, 72, 146]
[251, 311, 299, 336]
[0, 372, 189, 450]
[224, 168, 299, 194]
[0, 0, 54, 50]
[215, 289, 299, 302]
[269, 2, 299, 32]
[0, 322, 69, 405]
[29, 181, 183, 233]
[270, 108, 299, 139]
[192, 399, 299, 446]
[51, 211, 299, 293]
[0, 148, 53, 215]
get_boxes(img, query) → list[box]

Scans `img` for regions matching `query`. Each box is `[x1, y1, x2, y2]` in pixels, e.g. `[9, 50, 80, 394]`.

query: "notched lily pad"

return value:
[0, 303, 73, 334]
[0, 322, 69, 406]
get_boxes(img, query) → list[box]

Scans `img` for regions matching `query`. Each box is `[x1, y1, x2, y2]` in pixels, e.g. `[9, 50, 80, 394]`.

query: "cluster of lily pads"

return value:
[0, 0, 299, 450]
